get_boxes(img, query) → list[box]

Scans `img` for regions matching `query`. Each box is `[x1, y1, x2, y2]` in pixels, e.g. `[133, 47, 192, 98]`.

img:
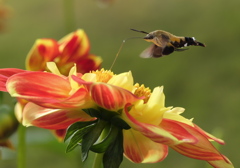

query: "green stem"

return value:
[17, 124, 26, 168]
[0, 92, 3, 104]
[92, 153, 104, 168]
[63, 0, 76, 32]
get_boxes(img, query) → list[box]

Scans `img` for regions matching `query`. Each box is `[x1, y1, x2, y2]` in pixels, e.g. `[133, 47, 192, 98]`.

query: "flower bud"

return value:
[0, 105, 19, 149]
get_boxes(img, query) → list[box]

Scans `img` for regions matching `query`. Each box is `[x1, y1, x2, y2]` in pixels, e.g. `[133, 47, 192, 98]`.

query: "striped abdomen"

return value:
[171, 37, 205, 48]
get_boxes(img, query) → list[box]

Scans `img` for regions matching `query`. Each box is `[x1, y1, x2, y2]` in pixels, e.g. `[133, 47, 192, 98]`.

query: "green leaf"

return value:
[111, 115, 131, 130]
[82, 108, 102, 118]
[103, 128, 124, 168]
[65, 123, 96, 153]
[64, 120, 97, 142]
[82, 120, 107, 162]
[90, 124, 119, 153]
[83, 108, 119, 121]
[99, 108, 118, 121]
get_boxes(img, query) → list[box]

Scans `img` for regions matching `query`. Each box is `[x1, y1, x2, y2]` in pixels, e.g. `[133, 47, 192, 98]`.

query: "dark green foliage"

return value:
[65, 108, 126, 168]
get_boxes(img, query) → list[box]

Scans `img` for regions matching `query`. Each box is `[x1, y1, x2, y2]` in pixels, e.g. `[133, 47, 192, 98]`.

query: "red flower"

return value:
[1, 66, 140, 130]
[25, 29, 102, 75]
[0, 66, 234, 167]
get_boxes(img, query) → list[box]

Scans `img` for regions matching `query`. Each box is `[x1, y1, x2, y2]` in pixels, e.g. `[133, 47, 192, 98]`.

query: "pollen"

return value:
[134, 83, 151, 103]
[90, 68, 114, 83]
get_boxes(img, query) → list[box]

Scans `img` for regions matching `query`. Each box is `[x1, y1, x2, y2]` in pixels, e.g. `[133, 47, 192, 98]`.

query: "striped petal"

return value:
[25, 39, 59, 71]
[23, 102, 95, 129]
[75, 54, 102, 74]
[122, 104, 196, 145]
[72, 75, 142, 111]
[90, 83, 141, 110]
[159, 118, 198, 144]
[123, 129, 168, 163]
[166, 120, 233, 168]
[208, 159, 233, 168]
[58, 29, 90, 63]
[193, 124, 225, 145]
[6, 71, 91, 109]
[0, 68, 26, 91]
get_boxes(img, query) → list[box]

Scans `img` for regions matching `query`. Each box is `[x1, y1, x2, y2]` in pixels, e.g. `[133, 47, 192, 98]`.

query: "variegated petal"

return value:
[23, 102, 95, 129]
[123, 129, 168, 163]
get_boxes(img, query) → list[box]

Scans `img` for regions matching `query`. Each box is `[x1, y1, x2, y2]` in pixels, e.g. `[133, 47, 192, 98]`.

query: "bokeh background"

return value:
[0, 0, 239, 167]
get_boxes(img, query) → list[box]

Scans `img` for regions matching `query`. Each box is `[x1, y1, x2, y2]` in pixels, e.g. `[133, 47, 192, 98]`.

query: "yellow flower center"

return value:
[90, 68, 114, 83]
[134, 83, 151, 103]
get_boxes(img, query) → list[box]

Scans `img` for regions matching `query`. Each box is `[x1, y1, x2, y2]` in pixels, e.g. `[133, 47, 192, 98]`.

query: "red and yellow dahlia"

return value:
[0, 64, 233, 168]
[25, 29, 102, 75]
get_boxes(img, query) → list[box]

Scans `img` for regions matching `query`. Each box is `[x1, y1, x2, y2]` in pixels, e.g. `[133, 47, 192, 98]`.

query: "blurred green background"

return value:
[0, 0, 239, 167]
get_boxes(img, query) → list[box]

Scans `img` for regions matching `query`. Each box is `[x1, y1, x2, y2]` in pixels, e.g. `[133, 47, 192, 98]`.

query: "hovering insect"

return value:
[131, 28, 205, 58]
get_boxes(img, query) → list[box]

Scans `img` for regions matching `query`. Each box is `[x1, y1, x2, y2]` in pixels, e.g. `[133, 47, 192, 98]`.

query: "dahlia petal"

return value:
[0, 68, 26, 91]
[168, 121, 233, 167]
[90, 83, 142, 111]
[51, 129, 67, 142]
[123, 129, 168, 163]
[23, 102, 95, 129]
[63, 88, 94, 109]
[59, 29, 90, 62]
[59, 33, 81, 62]
[14, 102, 23, 122]
[107, 71, 134, 91]
[160, 119, 198, 143]
[72, 75, 142, 110]
[81, 73, 97, 82]
[7, 71, 70, 98]
[130, 87, 168, 125]
[73, 74, 96, 84]
[0, 68, 26, 77]
[208, 158, 233, 168]
[46, 62, 61, 75]
[164, 108, 194, 126]
[75, 54, 102, 74]
[6, 71, 90, 108]
[193, 124, 225, 145]
[167, 106, 185, 115]
[122, 104, 187, 145]
[25, 39, 59, 71]
[171, 144, 233, 168]
[147, 87, 165, 109]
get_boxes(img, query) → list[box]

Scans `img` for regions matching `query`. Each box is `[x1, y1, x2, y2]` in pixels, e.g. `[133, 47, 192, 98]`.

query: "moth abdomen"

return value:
[184, 37, 206, 47]
[171, 37, 205, 49]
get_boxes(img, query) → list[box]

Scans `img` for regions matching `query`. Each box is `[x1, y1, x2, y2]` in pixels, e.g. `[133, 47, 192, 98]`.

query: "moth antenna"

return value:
[130, 28, 149, 34]
[109, 36, 143, 70]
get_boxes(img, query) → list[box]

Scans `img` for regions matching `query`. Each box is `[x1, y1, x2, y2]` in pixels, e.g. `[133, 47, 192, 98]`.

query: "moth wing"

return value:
[140, 45, 154, 58]
[140, 44, 164, 58]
